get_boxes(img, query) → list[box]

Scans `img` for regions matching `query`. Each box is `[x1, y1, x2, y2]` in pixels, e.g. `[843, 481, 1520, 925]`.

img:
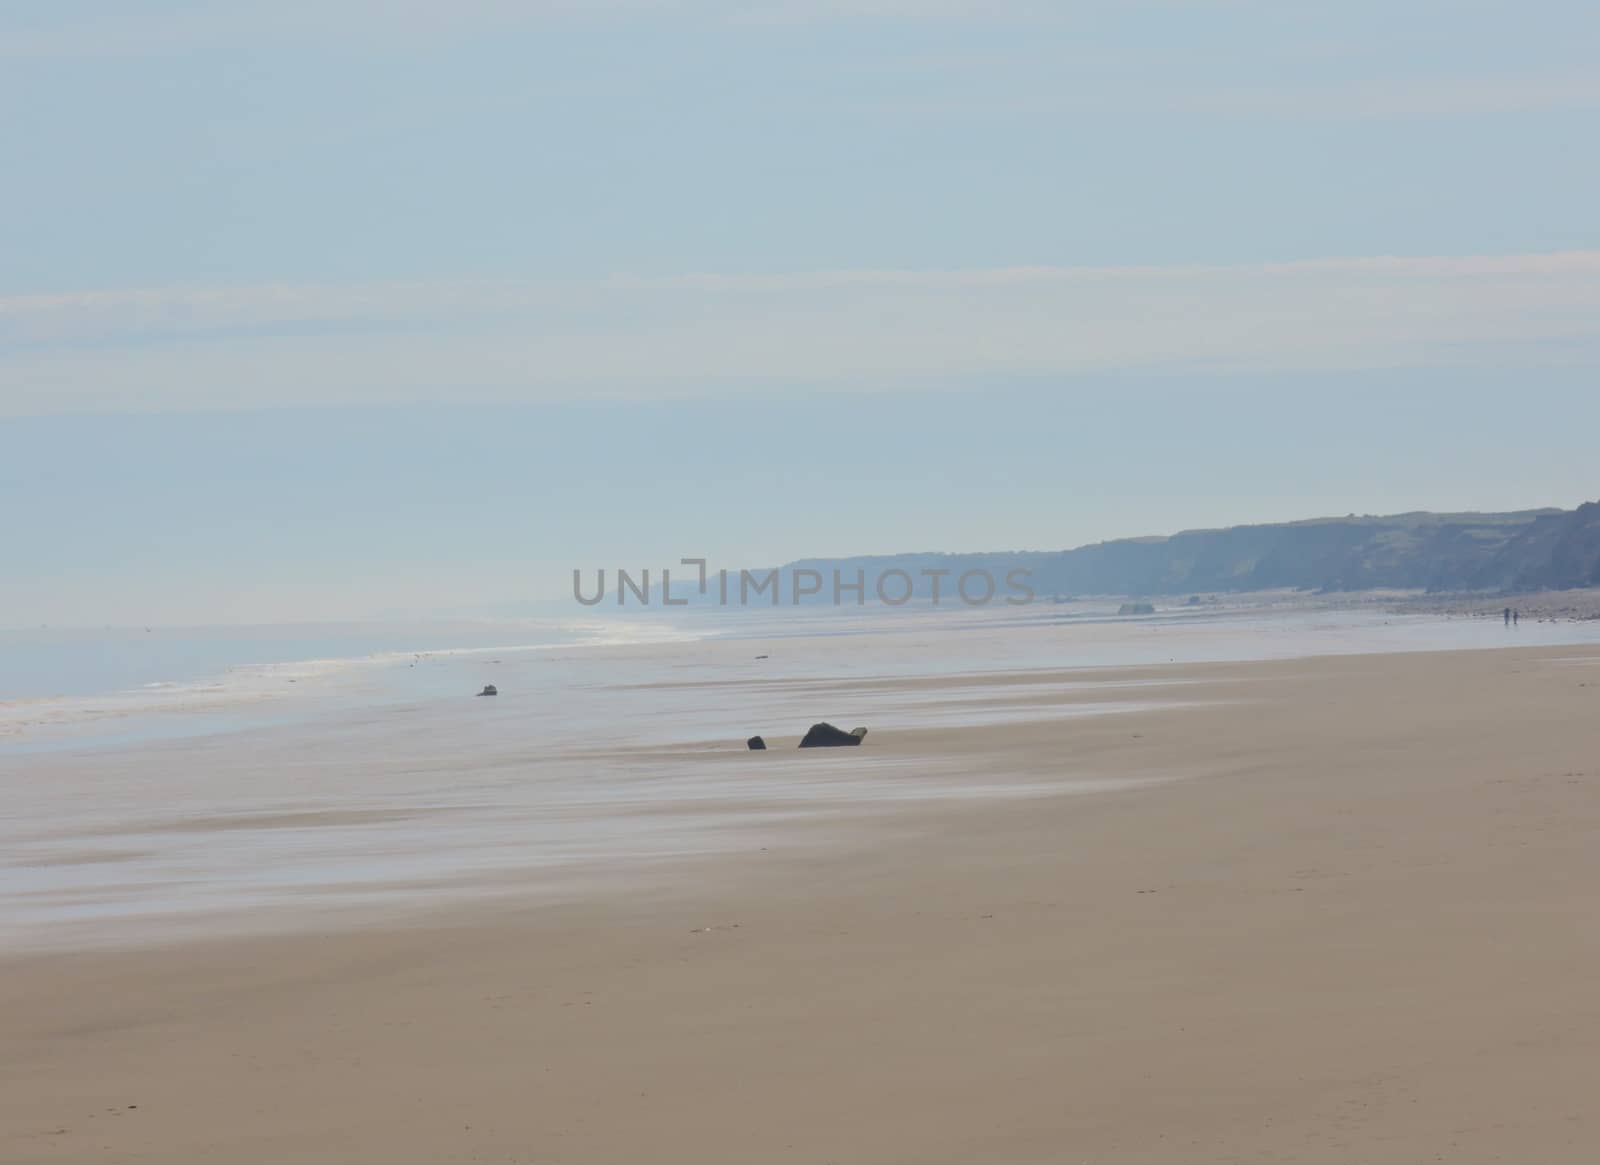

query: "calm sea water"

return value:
[0, 617, 664, 701]
[0, 613, 708, 751]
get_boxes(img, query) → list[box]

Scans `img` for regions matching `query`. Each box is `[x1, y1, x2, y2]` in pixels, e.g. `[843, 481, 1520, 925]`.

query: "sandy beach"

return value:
[4, 641, 1599, 1163]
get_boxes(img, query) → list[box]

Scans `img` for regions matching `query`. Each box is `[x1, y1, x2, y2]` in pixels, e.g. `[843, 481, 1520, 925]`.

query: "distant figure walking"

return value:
[1513, 609, 1520, 626]
[1504, 607, 1511, 626]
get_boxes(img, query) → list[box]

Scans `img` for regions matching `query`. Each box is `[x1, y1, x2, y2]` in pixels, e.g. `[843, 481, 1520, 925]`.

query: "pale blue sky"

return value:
[3, 1, 1598, 625]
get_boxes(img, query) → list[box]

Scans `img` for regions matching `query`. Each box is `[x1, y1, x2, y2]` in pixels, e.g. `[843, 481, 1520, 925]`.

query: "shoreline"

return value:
[7, 596, 1599, 752]
[8, 623, 1600, 952]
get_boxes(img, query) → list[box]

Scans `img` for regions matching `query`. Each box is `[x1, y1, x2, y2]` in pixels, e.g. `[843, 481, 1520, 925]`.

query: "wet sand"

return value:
[4, 646, 1600, 1162]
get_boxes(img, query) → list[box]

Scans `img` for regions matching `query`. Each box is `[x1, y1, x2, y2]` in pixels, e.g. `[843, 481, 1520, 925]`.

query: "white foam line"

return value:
[0, 618, 716, 740]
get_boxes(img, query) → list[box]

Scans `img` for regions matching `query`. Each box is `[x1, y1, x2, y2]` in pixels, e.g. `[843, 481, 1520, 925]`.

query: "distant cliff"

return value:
[779, 505, 1600, 599]
[1463, 502, 1600, 592]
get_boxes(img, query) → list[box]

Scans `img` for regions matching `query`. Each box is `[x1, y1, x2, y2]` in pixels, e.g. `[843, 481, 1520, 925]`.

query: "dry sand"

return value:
[4, 646, 1600, 1163]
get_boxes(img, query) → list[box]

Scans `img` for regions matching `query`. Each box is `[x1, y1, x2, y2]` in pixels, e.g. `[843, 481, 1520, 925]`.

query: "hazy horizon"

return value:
[4, 491, 1594, 631]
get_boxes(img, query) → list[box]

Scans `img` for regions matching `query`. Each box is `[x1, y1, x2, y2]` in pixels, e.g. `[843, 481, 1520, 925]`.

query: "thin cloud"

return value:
[0, 1, 648, 59]
[856, 70, 1600, 120]
[4, 251, 1599, 417]
[1186, 72, 1600, 119]
[0, 0, 1079, 59]
[7, 251, 1599, 339]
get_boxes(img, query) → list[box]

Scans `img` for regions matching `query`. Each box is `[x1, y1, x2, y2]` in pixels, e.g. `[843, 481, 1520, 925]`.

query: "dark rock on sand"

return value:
[798, 722, 867, 748]
[747, 736, 767, 750]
